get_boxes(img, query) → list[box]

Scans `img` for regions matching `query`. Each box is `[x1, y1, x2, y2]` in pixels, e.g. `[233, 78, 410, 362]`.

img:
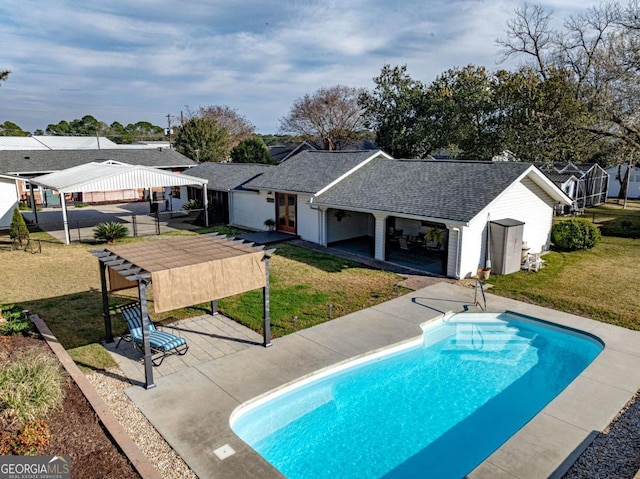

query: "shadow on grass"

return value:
[597, 215, 640, 238]
[272, 243, 364, 273]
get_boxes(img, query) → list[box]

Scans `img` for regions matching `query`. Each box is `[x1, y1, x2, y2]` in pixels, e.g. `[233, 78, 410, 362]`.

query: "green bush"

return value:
[0, 352, 65, 424]
[551, 218, 601, 251]
[0, 304, 31, 336]
[181, 199, 201, 211]
[93, 221, 128, 243]
[9, 208, 29, 243]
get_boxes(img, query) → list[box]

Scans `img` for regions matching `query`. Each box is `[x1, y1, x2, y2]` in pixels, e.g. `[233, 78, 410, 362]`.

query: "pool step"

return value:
[442, 325, 537, 353]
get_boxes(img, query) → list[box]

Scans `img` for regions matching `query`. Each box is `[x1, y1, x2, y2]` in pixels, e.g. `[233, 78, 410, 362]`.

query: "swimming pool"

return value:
[230, 312, 603, 479]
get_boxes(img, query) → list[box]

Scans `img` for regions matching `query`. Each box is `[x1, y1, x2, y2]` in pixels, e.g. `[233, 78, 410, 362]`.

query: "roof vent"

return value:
[24, 156, 30, 160]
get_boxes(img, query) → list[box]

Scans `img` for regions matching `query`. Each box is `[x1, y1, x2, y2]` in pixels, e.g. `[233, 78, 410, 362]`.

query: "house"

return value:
[239, 150, 391, 237]
[185, 163, 273, 223]
[538, 162, 608, 211]
[0, 174, 20, 229]
[0, 149, 195, 207]
[606, 164, 640, 199]
[312, 159, 571, 278]
[268, 141, 316, 164]
[220, 151, 570, 278]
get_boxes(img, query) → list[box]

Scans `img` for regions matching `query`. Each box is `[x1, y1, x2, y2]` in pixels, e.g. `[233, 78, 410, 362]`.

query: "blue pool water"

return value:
[230, 312, 603, 479]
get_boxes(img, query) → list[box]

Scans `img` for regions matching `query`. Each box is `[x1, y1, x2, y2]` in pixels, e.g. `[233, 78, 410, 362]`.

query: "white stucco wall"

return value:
[457, 176, 556, 278]
[0, 178, 19, 229]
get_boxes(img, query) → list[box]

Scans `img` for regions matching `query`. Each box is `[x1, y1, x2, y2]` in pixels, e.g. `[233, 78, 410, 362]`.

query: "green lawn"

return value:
[0, 231, 406, 370]
[489, 236, 640, 330]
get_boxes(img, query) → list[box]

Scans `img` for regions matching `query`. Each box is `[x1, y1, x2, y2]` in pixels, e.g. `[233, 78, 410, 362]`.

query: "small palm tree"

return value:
[93, 222, 128, 244]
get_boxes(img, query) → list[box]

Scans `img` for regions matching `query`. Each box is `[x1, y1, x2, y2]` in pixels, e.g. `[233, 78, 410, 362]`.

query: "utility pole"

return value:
[165, 114, 173, 148]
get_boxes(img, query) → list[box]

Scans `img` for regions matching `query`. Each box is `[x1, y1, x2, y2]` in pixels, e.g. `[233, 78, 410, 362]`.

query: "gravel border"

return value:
[564, 390, 640, 479]
[86, 368, 197, 479]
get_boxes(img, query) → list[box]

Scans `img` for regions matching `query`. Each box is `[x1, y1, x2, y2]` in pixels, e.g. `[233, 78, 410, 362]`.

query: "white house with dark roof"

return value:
[186, 162, 273, 223]
[238, 150, 392, 239]
[215, 151, 571, 278]
[313, 159, 572, 278]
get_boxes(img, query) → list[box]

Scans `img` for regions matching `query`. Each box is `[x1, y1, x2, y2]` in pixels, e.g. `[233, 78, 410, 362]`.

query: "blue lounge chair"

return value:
[116, 302, 188, 366]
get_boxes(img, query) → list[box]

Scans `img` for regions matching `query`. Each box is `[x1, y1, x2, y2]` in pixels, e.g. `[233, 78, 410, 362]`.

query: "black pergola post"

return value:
[137, 279, 155, 390]
[263, 254, 272, 347]
[98, 261, 114, 343]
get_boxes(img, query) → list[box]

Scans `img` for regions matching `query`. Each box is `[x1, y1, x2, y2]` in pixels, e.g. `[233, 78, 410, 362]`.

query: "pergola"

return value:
[91, 234, 275, 389]
[27, 161, 209, 244]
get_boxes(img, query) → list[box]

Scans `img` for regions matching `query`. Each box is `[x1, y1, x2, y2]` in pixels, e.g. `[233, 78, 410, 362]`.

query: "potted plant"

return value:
[264, 218, 276, 231]
[334, 210, 348, 222]
[424, 228, 445, 248]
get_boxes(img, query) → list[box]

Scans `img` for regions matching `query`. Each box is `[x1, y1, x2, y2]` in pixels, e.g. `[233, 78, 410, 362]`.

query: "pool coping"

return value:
[124, 281, 640, 479]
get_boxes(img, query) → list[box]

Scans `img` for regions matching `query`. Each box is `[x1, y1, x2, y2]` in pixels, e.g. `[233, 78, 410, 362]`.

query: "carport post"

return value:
[60, 192, 71, 245]
[28, 182, 38, 224]
[202, 184, 209, 227]
[98, 261, 114, 343]
[137, 280, 155, 389]
[262, 254, 272, 347]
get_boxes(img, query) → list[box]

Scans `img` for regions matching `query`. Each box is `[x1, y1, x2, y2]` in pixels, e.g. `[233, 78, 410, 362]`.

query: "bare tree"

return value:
[0, 70, 10, 84]
[497, 4, 556, 79]
[280, 85, 367, 150]
[499, 1, 640, 157]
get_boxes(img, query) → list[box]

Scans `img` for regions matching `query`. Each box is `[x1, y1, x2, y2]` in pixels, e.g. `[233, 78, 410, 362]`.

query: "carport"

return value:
[91, 234, 275, 389]
[27, 162, 209, 244]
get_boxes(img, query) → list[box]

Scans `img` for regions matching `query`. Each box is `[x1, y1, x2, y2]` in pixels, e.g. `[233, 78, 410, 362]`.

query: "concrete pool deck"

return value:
[120, 282, 640, 478]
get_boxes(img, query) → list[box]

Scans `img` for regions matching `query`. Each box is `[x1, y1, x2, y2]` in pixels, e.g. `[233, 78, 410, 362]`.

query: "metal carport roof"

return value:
[28, 162, 209, 244]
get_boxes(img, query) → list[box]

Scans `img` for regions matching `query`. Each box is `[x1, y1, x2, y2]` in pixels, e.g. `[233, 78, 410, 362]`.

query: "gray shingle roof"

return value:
[313, 159, 533, 223]
[243, 150, 383, 194]
[186, 163, 273, 191]
[0, 149, 195, 175]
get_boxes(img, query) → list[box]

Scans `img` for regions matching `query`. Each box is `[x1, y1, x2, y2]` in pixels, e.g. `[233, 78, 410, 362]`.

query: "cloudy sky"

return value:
[1, 0, 589, 135]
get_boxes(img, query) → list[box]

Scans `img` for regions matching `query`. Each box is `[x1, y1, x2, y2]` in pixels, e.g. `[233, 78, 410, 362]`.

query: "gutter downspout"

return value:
[452, 227, 462, 279]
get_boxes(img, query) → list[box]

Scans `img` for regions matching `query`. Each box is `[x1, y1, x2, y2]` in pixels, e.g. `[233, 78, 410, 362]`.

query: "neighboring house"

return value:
[186, 163, 273, 223]
[606, 164, 640, 199]
[0, 149, 195, 207]
[538, 162, 608, 210]
[268, 141, 316, 164]
[239, 150, 391, 237]
[0, 174, 20, 229]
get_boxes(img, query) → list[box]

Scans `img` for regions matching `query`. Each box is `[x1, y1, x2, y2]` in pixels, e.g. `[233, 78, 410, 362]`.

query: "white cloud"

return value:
[0, 0, 592, 133]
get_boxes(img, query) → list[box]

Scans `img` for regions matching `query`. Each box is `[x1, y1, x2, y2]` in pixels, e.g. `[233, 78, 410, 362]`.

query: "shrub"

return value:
[181, 199, 201, 211]
[551, 218, 601, 251]
[0, 352, 65, 425]
[93, 221, 128, 243]
[0, 420, 52, 455]
[9, 208, 29, 243]
[0, 303, 32, 336]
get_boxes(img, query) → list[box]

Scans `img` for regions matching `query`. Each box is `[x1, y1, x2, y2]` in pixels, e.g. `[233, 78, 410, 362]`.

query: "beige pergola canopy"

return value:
[92, 234, 274, 389]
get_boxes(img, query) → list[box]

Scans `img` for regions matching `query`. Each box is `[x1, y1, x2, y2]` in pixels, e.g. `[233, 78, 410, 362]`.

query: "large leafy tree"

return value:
[46, 115, 108, 136]
[498, 1, 640, 158]
[280, 84, 367, 151]
[359, 65, 432, 158]
[0, 121, 29, 136]
[230, 136, 273, 164]
[186, 105, 255, 152]
[173, 117, 229, 163]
